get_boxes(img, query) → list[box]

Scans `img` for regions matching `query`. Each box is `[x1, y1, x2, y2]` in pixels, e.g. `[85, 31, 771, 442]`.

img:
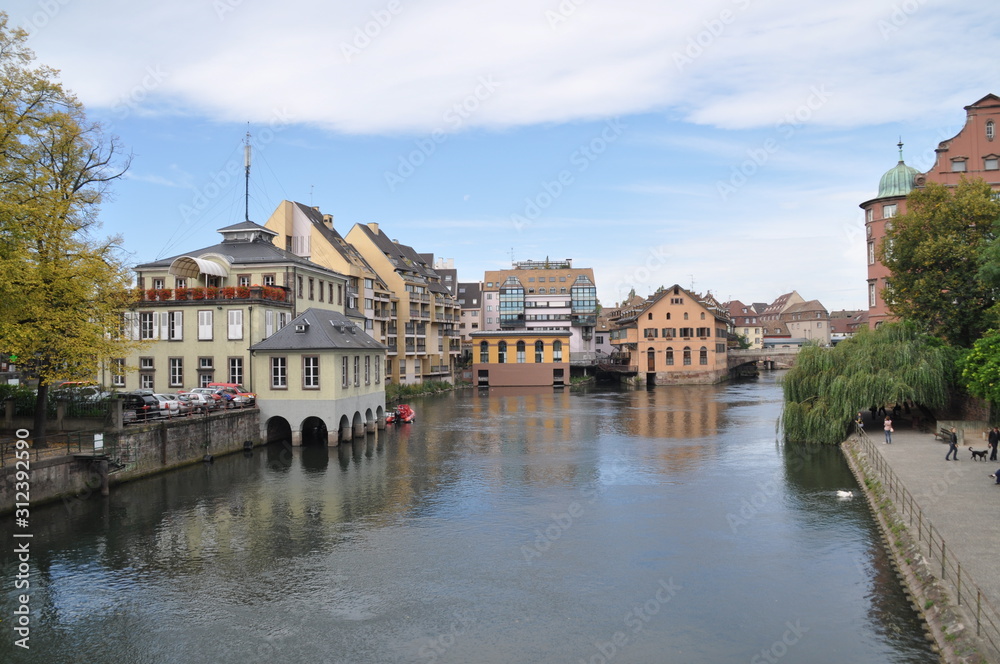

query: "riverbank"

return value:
[843, 422, 1000, 663]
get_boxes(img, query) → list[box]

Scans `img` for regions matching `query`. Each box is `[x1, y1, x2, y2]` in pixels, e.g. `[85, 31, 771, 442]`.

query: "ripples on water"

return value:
[1, 375, 935, 663]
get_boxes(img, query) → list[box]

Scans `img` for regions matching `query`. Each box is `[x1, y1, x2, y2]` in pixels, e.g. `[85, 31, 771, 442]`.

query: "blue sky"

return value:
[7, 0, 1000, 310]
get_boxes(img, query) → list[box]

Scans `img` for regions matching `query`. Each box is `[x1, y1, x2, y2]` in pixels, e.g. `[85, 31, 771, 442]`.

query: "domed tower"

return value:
[860, 142, 920, 329]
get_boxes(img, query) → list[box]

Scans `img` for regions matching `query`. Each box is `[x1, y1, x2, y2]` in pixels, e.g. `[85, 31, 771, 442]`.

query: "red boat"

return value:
[387, 404, 415, 424]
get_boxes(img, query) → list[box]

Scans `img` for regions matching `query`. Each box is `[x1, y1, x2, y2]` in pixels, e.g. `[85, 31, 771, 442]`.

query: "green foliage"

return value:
[386, 380, 452, 401]
[879, 178, 1000, 348]
[958, 329, 1000, 404]
[781, 323, 954, 444]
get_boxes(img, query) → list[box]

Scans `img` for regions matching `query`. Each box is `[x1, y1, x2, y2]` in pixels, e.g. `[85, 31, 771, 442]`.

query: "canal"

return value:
[1, 374, 936, 663]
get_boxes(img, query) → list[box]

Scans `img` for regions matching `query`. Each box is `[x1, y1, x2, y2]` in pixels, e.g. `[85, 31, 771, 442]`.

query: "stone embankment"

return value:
[844, 416, 1000, 663]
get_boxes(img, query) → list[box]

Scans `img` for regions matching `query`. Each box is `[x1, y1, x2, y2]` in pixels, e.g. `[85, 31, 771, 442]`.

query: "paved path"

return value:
[855, 413, 1000, 611]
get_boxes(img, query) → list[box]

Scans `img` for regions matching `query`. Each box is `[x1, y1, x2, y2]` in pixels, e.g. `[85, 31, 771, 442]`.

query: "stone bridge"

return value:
[727, 348, 800, 372]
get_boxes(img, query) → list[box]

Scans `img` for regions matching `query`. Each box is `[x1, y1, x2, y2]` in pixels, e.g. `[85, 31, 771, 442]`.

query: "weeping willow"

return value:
[781, 323, 955, 444]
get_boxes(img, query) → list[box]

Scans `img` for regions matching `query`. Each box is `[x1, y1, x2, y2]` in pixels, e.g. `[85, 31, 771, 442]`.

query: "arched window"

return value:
[534, 340, 544, 363]
[988, 120, 995, 141]
[665, 347, 674, 365]
[700, 312, 706, 320]
[553, 340, 563, 361]
[480, 341, 489, 363]
[699, 346, 708, 365]
[498, 341, 507, 364]
[683, 346, 691, 366]
[516, 340, 526, 363]
[683, 312, 689, 320]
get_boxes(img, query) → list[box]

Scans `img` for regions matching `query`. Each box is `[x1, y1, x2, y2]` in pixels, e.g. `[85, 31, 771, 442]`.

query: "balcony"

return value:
[137, 286, 291, 304]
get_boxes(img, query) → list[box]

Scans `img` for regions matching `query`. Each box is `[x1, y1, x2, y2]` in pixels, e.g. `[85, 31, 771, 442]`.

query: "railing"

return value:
[853, 430, 1000, 654]
[138, 286, 290, 303]
[0, 429, 109, 467]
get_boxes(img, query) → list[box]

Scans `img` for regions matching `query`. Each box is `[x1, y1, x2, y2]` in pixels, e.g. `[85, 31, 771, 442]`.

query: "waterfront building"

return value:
[725, 300, 763, 349]
[608, 284, 729, 385]
[863, 94, 1000, 328]
[345, 223, 461, 384]
[470, 330, 571, 387]
[250, 307, 387, 445]
[262, 200, 394, 354]
[119, 220, 349, 397]
[780, 299, 831, 346]
[482, 259, 599, 365]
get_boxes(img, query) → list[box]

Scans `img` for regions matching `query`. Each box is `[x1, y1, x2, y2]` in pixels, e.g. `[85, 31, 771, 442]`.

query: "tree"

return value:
[878, 178, 1000, 348]
[0, 14, 138, 444]
[958, 330, 1000, 404]
[781, 323, 954, 444]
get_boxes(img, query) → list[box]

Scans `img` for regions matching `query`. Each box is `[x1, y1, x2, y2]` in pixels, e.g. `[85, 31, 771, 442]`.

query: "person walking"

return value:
[989, 426, 999, 462]
[883, 416, 893, 444]
[855, 412, 865, 435]
[945, 427, 959, 461]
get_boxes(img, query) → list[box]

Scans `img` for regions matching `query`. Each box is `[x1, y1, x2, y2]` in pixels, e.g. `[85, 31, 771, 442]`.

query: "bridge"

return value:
[727, 348, 800, 371]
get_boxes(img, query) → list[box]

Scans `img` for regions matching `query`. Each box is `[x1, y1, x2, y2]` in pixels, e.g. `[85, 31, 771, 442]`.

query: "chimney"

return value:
[322, 214, 333, 229]
[368, 222, 379, 234]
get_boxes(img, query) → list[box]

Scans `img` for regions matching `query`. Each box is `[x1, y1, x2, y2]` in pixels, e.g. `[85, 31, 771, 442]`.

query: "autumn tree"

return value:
[878, 177, 1000, 348]
[0, 14, 138, 444]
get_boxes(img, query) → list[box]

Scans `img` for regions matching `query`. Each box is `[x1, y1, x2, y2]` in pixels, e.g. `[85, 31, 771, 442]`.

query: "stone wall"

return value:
[0, 410, 259, 514]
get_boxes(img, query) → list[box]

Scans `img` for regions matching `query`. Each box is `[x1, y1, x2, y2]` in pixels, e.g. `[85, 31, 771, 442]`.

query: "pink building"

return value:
[863, 94, 1000, 328]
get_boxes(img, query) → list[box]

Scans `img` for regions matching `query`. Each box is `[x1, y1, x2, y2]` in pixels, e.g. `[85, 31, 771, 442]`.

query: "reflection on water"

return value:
[0, 374, 934, 663]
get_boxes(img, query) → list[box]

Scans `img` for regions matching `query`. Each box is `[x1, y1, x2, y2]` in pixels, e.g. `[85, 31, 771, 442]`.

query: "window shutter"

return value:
[228, 310, 243, 339]
[198, 311, 213, 340]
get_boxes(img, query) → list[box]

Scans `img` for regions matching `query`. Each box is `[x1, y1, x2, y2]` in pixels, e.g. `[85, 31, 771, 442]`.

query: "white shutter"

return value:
[265, 310, 274, 337]
[158, 312, 168, 339]
[198, 311, 213, 340]
[228, 309, 243, 339]
[170, 311, 183, 340]
[124, 312, 139, 340]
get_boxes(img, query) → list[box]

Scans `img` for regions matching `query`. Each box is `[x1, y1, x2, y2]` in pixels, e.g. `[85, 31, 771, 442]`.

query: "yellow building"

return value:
[470, 330, 571, 387]
[609, 285, 730, 385]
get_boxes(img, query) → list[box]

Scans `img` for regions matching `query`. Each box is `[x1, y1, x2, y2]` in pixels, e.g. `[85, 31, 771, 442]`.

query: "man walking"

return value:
[946, 427, 959, 461]
[989, 426, 999, 462]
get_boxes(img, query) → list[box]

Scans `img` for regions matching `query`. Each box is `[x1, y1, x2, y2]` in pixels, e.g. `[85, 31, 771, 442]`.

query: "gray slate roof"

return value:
[250, 308, 387, 352]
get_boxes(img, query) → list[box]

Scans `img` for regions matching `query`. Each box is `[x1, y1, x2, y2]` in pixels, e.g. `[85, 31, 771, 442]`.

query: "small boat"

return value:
[395, 404, 415, 423]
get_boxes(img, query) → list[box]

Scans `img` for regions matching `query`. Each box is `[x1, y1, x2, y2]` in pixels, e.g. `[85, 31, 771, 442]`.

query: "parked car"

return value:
[152, 393, 181, 415]
[212, 387, 249, 409]
[178, 392, 215, 414]
[168, 393, 196, 415]
[207, 382, 256, 406]
[117, 393, 160, 424]
[189, 387, 225, 408]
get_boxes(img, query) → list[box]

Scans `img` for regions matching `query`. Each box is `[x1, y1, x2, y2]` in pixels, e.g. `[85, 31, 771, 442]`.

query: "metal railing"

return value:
[853, 429, 1000, 653]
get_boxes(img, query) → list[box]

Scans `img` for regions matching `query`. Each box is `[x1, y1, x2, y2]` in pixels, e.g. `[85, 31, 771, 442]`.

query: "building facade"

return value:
[120, 221, 348, 397]
[863, 94, 1000, 328]
[609, 285, 729, 385]
[470, 330, 571, 387]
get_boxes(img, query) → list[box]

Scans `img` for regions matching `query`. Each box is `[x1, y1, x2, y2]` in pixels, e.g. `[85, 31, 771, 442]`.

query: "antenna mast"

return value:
[244, 129, 252, 222]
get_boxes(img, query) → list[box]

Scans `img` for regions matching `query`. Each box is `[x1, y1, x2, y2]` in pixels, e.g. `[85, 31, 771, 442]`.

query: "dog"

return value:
[969, 447, 989, 461]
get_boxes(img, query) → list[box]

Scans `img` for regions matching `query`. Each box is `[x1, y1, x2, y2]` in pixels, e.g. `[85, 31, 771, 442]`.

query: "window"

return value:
[271, 357, 287, 388]
[951, 159, 967, 173]
[168, 311, 183, 340]
[364, 356, 371, 384]
[342, 356, 349, 387]
[278, 312, 290, 330]
[169, 358, 183, 387]
[140, 357, 154, 370]
[199, 357, 213, 369]
[199, 374, 212, 387]
[988, 120, 995, 141]
[262, 274, 275, 287]
[683, 347, 691, 366]
[140, 312, 156, 340]
[111, 359, 125, 387]
[140, 374, 154, 390]
[354, 356, 360, 386]
[297, 276, 303, 298]
[679, 327, 694, 338]
[665, 348, 674, 365]
[198, 310, 213, 340]
[238, 274, 251, 287]
[868, 282, 877, 307]
[318, 280, 324, 302]
[303, 356, 319, 389]
[883, 204, 897, 218]
[683, 312, 689, 320]
[700, 312, 706, 320]
[866, 208, 874, 222]
[670, 297, 683, 305]
[228, 357, 243, 384]
[696, 327, 711, 337]
[699, 347, 708, 365]
[152, 278, 164, 290]
[265, 310, 274, 337]
[553, 340, 562, 362]
[986, 157, 999, 171]
[228, 310, 243, 339]
[868, 242, 875, 265]
[643, 328, 658, 339]
[480, 341, 489, 363]
[535, 340, 544, 363]
[375, 355, 380, 384]
[175, 278, 186, 289]
[516, 340, 526, 363]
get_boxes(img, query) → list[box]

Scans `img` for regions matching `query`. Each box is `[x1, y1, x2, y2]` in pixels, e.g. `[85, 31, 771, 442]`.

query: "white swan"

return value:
[836, 490, 854, 499]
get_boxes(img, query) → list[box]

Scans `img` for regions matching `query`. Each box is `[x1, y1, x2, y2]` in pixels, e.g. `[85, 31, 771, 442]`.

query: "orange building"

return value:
[863, 94, 1000, 328]
[470, 330, 571, 387]
[609, 285, 729, 385]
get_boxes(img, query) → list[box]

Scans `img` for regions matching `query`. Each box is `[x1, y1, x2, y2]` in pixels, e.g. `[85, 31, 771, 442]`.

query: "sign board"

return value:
[94, 433, 104, 451]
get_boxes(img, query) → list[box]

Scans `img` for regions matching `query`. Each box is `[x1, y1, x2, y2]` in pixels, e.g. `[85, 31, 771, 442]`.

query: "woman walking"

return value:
[883, 416, 893, 444]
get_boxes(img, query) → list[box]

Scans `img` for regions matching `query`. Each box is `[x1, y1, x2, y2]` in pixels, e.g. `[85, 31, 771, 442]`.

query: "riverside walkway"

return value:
[850, 412, 1000, 657]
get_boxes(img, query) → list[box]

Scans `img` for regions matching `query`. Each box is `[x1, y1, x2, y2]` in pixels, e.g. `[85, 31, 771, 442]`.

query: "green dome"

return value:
[877, 160, 919, 198]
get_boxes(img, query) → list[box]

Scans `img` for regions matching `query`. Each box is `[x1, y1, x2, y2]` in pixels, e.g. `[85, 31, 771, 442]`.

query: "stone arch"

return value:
[337, 414, 352, 443]
[352, 411, 365, 439]
[265, 416, 292, 443]
[300, 416, 328, 446]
